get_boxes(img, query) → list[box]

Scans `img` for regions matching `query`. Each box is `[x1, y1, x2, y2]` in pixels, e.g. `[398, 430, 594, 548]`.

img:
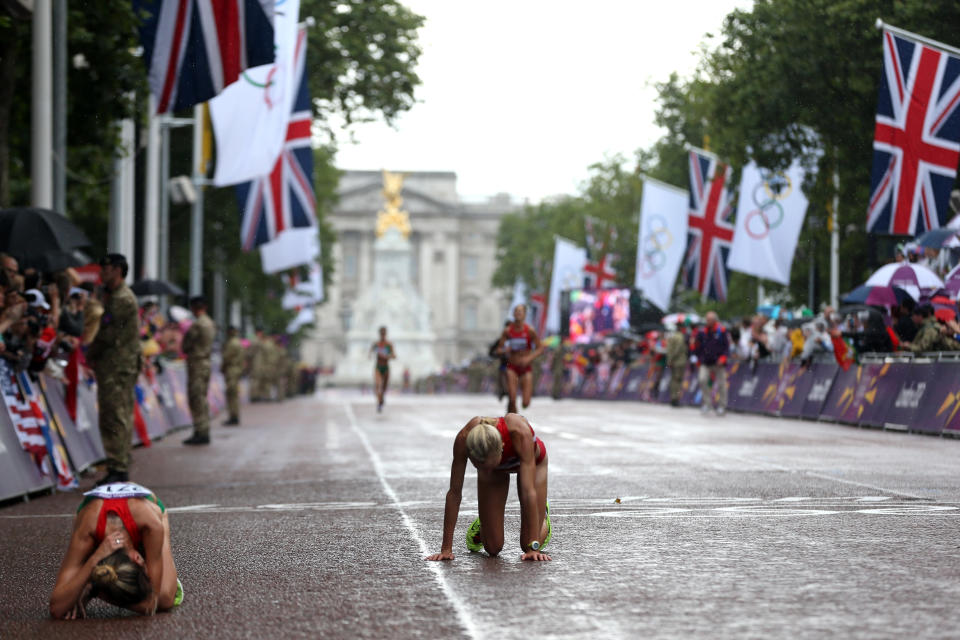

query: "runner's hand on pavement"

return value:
[425, 550, 455, 561]
[520, 550, 551, 562]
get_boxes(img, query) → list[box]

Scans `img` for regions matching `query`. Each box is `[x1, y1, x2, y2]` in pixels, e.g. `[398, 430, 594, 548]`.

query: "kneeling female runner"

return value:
[426, 413, 551, 562]
[49, 482, 180, 619]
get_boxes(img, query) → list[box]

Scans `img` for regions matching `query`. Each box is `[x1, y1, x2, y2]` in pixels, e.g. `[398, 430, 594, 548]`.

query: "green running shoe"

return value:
[541, 502, 552, 550]
[465, 517, 483, 552]
[173, 578, 184, 607]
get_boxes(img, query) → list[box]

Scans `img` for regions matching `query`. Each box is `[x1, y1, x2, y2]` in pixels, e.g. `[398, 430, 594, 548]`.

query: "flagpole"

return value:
[876, 19, 960, 57]
[830, 154, 840, 310]
[189, 103, 205, 296]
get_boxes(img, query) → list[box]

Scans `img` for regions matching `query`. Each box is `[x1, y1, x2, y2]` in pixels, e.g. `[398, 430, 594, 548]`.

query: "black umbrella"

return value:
[131, 279, 184, 297]
[0, 207, 91, 269]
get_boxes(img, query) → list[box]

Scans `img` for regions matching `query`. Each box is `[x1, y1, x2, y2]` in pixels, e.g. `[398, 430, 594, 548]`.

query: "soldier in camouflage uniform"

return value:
[182, 296, 217, 445]
[666, 325, 690, 407]
[221, 326, 244, 425]
[907, 304, 960, 353]
[87, 254, 140, 484]
[271, 336, 287, 402]
[249, 329, 269, 401]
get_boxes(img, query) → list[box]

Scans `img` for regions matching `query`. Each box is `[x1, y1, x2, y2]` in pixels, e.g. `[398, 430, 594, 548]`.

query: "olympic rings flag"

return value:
[209, 0, 302, 186]
[727, 160, 809, 285]
[634, 178, 689, 311]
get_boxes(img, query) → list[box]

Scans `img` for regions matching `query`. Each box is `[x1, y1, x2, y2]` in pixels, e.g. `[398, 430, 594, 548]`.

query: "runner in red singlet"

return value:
[49, 482, 179, 619]
[498, 304, 543, 414]
[425, 413, 551, 562]
[369, 326, 396, 412]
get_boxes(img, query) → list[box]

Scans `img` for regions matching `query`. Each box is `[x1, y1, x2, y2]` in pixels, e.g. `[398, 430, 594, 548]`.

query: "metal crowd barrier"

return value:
[0, 358, 226, 504]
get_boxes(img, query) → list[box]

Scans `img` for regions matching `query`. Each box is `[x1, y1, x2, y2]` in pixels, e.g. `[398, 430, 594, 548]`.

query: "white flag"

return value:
[209, 0, 301, 186]
[260, 227, 319, 274]
[727, 160, 808, 285]
[283, 261, 324, 308]
[546, 237, 587, 334]
[286, 306, 314, 333]
[509, 278, 527, 317]
[634, 178, 689, 311]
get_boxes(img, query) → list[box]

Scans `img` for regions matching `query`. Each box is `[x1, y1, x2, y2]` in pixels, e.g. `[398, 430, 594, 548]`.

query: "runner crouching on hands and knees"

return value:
[49, 482, 180, 619]
[425, 413, 551, 562]
[499, 304, 543, 414]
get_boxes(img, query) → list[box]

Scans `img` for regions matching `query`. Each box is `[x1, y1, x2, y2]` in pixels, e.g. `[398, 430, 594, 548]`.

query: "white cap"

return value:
[24, 288, 50, 310]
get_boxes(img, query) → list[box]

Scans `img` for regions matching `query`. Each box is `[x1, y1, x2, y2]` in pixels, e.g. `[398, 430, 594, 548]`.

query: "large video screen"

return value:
[568, 288, 631, 344]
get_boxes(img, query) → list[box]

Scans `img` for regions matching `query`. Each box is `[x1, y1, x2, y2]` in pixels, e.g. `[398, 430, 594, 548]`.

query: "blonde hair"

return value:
[466, 418, 503, 462]
[90, 550, 152, 607]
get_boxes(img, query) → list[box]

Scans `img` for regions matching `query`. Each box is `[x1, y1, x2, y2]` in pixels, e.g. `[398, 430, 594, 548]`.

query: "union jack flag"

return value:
[868, 28, 960, 236]
[19, 372, 77, 490]
[583, 216, 618, 288]
[684, 148, 735, 301]
[135, 0, 275, 114]
[236, 26, 316, 250]
[0, 360, 48, 472]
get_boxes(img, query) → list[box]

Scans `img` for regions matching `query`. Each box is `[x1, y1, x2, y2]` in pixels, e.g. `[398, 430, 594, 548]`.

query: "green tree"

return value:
[0, 2, 143, 236]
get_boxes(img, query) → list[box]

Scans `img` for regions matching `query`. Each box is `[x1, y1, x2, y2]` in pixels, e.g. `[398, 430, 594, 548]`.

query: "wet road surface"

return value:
[2, 391, 960, 639]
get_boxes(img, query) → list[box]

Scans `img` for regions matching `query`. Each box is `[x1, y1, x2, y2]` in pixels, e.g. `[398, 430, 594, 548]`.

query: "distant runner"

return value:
[370, 326, 396, 412]
[426, 413, 551, 562]
[498, 304, 543, 413]
[49, 482, 181, 619]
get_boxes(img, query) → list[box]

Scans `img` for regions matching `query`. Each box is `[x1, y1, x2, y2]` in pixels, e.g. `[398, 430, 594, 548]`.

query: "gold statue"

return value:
[376, 169, 412, 238]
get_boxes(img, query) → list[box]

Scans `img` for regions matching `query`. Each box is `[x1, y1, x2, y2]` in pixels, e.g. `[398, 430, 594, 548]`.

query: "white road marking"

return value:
[3, 497, 956, 519]
[343, 401, 481, 640]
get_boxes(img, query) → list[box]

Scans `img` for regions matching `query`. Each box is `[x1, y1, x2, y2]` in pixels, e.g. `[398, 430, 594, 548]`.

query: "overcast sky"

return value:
[332, 0, 754, 202]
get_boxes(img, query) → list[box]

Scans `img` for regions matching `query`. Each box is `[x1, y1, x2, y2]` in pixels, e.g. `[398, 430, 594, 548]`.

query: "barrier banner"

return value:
[776, 364, 814, 418]
[603, 363, 628, 399]
[797, 362, 838, 420]
[820, 363, 886, 424]
[136, 374, 173, 440]
[757, 362, 798, 415]
[656, 367, 672, 403]
[681, 365, 701, 406]
[480, 372, 495, 395]
[561, 367, 586, 397]
[157, 364, 193, 429]
[0, 400, 53, 500]
[921, 362, 960, 434]
[614, 363, 646, 400]
[575, 371, 601, 399]
[727, 364, 763, 413]
[536, 364, 553, 396]
[39, 375, 104, 472]
[637, 364, 664, 403]
[856, 363, 919, 429]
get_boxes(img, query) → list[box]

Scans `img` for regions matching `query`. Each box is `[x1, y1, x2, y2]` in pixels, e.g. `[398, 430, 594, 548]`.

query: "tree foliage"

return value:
[0, 1, 423, 337]
[494, 0, 960, 319]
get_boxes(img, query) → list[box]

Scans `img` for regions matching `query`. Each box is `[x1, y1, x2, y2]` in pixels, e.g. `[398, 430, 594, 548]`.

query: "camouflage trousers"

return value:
[225, 373, 241, 419]
[187, 360, 212, 437]
[668, 365, 685, 402]
[251, 374, 270, 401]
[96, 369, 138, 473]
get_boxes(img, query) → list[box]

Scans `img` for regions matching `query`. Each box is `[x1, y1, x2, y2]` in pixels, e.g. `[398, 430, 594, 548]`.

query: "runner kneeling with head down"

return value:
[49, 482, 181, 619]
[426, 413, 551, 562]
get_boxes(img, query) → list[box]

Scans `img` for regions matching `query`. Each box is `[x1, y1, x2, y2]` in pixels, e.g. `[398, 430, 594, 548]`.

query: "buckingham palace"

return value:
[300, 170, 522, 376]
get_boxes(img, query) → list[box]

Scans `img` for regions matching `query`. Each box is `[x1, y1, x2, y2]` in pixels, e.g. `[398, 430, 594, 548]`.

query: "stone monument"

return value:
[333, 170, 440, 383]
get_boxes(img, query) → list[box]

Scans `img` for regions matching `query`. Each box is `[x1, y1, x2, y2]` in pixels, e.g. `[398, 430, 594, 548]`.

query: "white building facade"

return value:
[301, 170, 520, 372]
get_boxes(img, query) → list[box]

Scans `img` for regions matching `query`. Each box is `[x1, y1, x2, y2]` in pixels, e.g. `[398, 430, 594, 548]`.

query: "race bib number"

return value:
[83, 482, 153, 500]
